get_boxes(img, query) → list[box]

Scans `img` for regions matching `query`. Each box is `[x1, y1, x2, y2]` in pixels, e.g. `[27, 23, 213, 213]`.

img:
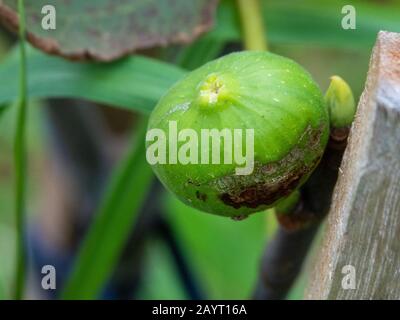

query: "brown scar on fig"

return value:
[219, 167, 304, 209]
[216, 124, 325, 210]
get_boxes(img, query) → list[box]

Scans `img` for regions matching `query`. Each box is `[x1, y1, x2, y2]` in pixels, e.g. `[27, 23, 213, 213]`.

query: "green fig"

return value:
[146, 51, 329, 219]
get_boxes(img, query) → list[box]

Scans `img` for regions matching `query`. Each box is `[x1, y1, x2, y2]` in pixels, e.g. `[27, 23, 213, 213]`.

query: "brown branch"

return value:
[253, 127, 350, 300]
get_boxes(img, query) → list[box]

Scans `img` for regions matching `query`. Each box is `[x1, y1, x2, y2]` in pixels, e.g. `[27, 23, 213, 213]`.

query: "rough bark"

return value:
[306, 31, 400, 300]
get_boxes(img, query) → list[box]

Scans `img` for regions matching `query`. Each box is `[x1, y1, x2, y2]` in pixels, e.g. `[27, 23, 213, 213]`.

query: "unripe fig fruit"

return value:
[147, 51, 329, 219]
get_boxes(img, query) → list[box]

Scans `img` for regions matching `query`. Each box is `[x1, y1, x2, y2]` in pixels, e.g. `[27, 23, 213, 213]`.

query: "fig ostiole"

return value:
[146, 51, 329, 219]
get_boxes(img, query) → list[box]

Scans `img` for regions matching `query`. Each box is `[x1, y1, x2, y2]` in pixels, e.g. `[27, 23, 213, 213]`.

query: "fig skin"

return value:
[147, 51, 329, 219]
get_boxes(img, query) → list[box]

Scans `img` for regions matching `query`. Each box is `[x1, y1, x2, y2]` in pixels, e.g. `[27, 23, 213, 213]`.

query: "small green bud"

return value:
[325, 76, 356, 128]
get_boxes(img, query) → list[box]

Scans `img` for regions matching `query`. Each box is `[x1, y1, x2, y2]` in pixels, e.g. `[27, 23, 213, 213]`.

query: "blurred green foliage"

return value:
[139, 238, 187, 300]
[166, 195, 267, 299]
[212, 0, 400, 49]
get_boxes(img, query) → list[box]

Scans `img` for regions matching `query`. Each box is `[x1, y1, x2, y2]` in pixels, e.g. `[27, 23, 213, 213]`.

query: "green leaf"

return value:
[62, 117, 154, 299]
[13, 0, 28, 300]
[0, 0, 218, 61]
[0, 45, 186, 114]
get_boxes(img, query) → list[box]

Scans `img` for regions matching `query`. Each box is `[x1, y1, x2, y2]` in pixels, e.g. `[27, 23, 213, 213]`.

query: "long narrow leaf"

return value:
[13, 0, 28, 300]
[0, 46, 186, 114]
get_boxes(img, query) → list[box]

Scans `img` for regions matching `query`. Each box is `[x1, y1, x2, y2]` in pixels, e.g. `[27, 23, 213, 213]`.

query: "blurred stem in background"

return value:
[14, 0, 27, 300]
[236, 0, 268, 51]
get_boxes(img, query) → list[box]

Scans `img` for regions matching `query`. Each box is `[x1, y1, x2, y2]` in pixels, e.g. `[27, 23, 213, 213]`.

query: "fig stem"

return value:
[236, 0, 268, 51]
[253, 221, 320, 300]
[253, 125, 352, 300]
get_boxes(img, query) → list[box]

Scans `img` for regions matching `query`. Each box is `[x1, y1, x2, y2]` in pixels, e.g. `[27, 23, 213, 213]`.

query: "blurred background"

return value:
[0, 0, 399, 300]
